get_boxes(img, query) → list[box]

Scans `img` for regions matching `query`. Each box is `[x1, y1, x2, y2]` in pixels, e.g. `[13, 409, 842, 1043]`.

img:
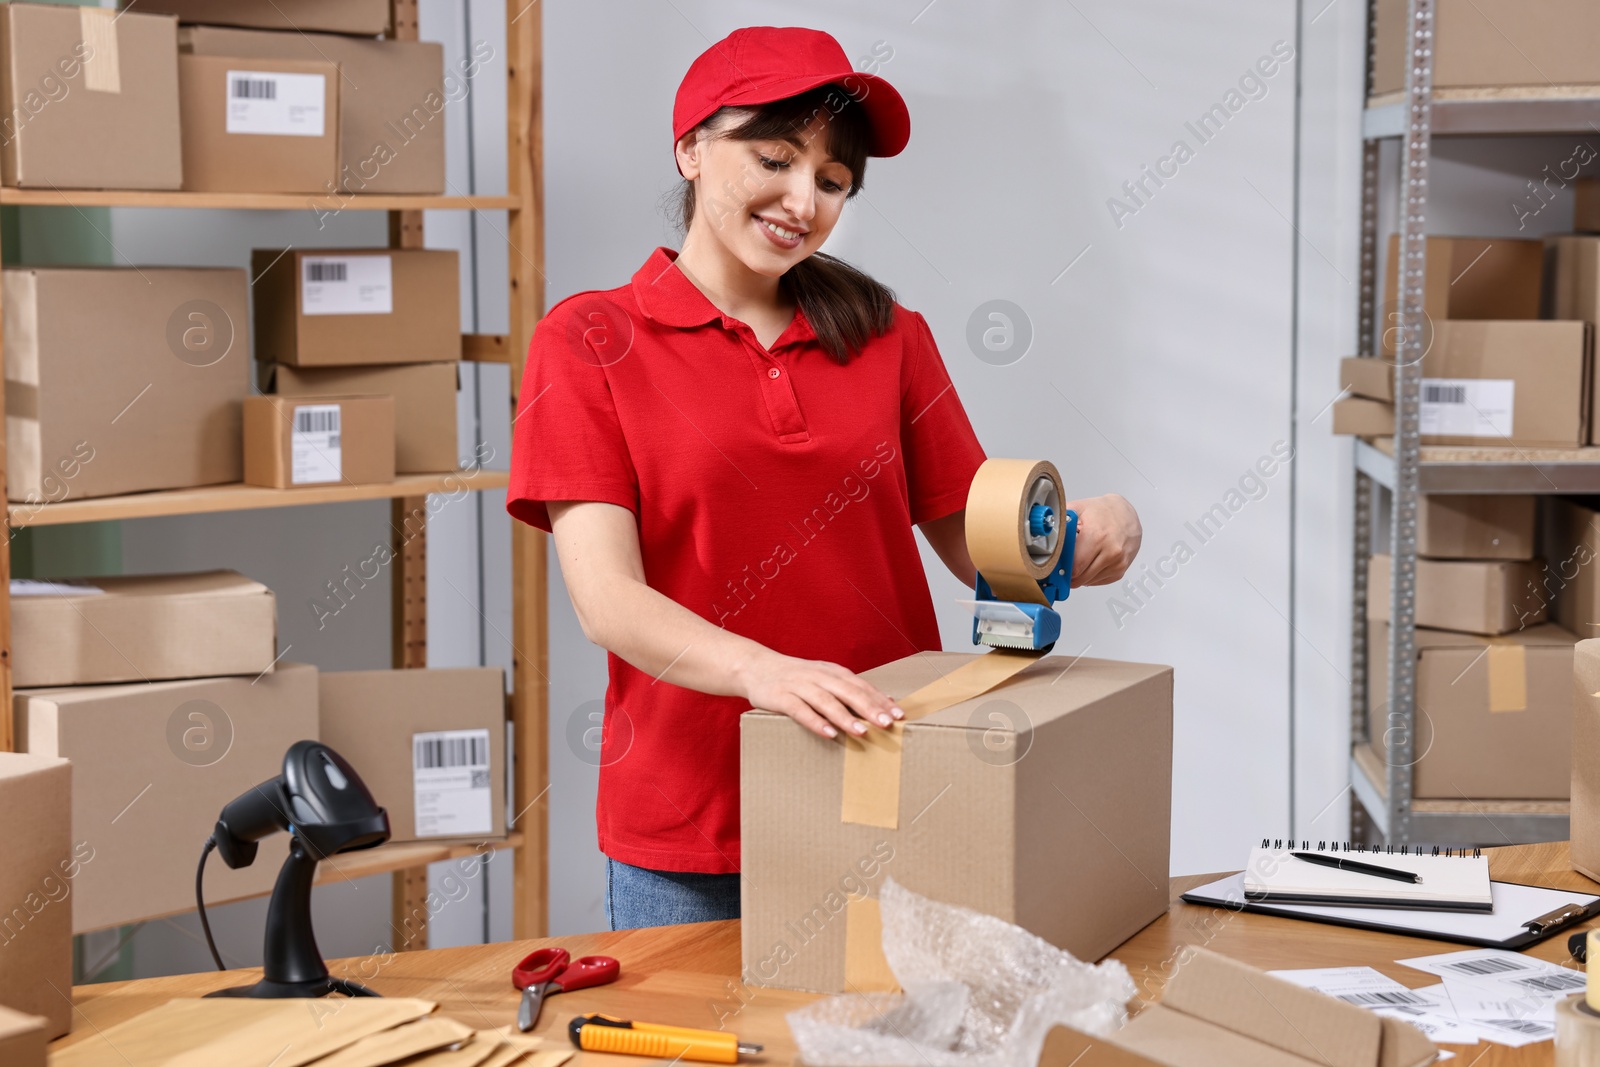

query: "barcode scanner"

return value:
[197, 740, 390, 998]
[1573, 930, 1589, 964]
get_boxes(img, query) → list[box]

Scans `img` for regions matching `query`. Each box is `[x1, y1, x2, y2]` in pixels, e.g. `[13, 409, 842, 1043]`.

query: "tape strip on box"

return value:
[79, 8, 121, 94]
[842, 896, 898, 991]
[1487, 641, 1527, 713]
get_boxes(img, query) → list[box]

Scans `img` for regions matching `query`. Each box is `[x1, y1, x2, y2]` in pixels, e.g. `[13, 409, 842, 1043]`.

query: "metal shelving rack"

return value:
[1349, 0, 1600, 845]
[0, 0, 549, 947]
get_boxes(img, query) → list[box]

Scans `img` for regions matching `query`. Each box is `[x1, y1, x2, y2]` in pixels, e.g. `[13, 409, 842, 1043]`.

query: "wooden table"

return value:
[49, 841, 1594, 1065]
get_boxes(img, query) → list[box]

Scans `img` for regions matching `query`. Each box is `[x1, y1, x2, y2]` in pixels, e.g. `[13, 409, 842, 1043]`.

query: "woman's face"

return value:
[677, 111, 856, 278]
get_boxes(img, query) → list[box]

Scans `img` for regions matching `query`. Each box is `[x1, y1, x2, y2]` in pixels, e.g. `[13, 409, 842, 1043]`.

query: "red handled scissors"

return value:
[513, 947, 620, 1032]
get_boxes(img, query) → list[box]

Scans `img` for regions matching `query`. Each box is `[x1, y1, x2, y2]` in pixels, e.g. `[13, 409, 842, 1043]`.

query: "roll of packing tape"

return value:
[965, 458, 1068, 606]
[1556, 993, 1600, 1066]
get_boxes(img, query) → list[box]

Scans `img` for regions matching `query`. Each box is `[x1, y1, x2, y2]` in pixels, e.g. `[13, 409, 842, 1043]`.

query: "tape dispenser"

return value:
[963, 459, 1077, 652]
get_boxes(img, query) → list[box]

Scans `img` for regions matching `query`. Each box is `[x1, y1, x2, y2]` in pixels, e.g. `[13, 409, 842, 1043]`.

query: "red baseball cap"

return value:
[672, 26, 911, 160]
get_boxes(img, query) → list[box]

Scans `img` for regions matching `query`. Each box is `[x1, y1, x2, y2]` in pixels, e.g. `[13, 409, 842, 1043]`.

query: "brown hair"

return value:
[676, 85, 896, 364]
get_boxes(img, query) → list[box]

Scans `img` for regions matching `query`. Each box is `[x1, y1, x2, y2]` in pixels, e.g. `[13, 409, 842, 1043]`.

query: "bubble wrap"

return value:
[786, 878, 1135, 1067]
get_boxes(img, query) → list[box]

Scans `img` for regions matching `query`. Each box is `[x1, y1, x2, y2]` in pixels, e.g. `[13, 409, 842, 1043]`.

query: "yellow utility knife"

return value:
[567, 1013, 763, 1063]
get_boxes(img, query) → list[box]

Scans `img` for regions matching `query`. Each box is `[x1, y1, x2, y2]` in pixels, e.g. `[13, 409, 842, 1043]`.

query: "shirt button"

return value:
[768, 367, 781, 379]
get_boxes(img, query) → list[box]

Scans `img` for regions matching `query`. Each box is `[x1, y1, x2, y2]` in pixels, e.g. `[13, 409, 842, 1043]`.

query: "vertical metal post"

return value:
[1384, 0, 1435, 846]
[1351, 141, 1380, 751]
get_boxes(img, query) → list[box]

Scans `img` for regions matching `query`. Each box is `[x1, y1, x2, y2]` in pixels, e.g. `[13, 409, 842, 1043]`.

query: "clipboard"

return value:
[1181, 873, 1600, 950]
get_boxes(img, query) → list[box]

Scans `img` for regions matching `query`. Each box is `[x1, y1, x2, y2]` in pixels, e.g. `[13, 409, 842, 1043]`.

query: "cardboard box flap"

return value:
[17, 569, 268, 601]
[1115, 1006, 1342, 1067]
[854, 651, 1171, 732]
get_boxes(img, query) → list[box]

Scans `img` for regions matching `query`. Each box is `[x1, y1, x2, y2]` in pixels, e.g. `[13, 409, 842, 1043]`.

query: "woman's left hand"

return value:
[1065, 494, 1141, 587]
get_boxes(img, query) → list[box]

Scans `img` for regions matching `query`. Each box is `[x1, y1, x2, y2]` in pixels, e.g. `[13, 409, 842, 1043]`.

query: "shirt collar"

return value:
[631, 246, 818, 349]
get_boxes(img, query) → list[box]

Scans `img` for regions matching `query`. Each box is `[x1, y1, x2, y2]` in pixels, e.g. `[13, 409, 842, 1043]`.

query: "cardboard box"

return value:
[1418, 494, 1536, 560]
[741, 650, 1172, 993]
[1331, 396, 1393, 437]
[1339, 356, 1394, 402]
[1574, 639, 1600, 881]
[1382, 235, 1542, 331]
[178, 54, 339, 194]
[1542, 235, 1600, 444]
[1373, 0, 1600, 95]
[317, 668, 506, 843]
[1368, 553, 1545, 635]
[3, 266, 249, 502]
[1574, 183, 1600, 236]
[1368, 621, 1575, 799]
[0, 4, 182, 189]
[250, 248, 461, 366]
[14, 662, 319, 933]
[0, 754, 71, 1040]
[1037, 948, 1433, 1067]
[243, 394, 395, 488]
[11, 570, 276, 688]
[1547, 497, 1600, 640]
[122, 0, 390, 36]
[262, 362, 458, 473]
[0, 1004, 47, 1067]
[182, 25, 444, 194]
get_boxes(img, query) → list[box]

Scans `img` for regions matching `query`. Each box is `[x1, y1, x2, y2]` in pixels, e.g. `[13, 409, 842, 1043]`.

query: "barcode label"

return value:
[293, 406, 340, 434]
[1481, 1018, 1555, 1037]
[1336, 990, 1430, 1006]
[225, 70, 325, 137]
[414, 733, 490, 770]
[232, 77, 277, 100]
[413, 729, 493, 838]
[1419, 377, 1514, 438]
[1512, 971, 1585, 992]
[306, 262, 347, 283]
[289, 403, 341, 485]
[1441, 957, 1530, 977]
[302, 255, 393, 316]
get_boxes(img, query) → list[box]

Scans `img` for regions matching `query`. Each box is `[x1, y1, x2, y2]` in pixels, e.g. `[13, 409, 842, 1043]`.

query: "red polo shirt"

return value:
[507, 246, 986, 873]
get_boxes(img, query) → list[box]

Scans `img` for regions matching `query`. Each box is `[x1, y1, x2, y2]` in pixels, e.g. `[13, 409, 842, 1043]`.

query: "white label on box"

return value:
[413, 729, 493, 838]
[290, 404, 342, 485]
[1419, 378, 1514, 438]
[301, 255, 393, 316]
[9, 579, 104, 597]
[226, 70, 327, 137]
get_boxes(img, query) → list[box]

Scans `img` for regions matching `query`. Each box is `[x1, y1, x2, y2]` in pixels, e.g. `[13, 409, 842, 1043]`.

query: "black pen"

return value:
[1291, 851, 1422, 884]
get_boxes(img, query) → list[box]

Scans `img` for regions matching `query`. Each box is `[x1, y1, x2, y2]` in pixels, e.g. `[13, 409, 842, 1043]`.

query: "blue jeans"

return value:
[605, 858, 741, 930]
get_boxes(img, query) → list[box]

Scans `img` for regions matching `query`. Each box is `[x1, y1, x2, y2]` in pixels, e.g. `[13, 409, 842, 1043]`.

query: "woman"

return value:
[507, 26, 1142, 930]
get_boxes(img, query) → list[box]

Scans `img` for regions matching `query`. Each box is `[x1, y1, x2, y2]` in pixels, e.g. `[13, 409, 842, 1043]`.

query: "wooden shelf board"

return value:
[9, 469, 509, 528]
[0, 188, 519, 211]
[319, 833, 522, 884]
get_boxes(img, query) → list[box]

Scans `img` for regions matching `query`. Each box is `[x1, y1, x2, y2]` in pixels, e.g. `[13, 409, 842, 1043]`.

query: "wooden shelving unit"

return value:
[0, 0, 548, 946]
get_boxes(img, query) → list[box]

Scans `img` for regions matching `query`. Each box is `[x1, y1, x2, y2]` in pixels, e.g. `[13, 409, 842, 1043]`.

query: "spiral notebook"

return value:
[1244, 840, 1493, 910]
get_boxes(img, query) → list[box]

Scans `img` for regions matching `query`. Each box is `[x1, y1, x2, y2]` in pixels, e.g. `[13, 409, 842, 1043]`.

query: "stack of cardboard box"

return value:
[0, 2, 447, 194]
[1366, 495, 1579, 799]
[1334, 237, 1592, 447]
[248, 247, 462, 485]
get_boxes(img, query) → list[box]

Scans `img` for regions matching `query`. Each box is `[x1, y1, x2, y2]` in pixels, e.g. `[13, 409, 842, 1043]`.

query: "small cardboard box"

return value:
[1373, 0, 1600, 95]
[0, 4, 182, 189]
[317, 668, 506, 843]
[741, 651, 1172, 993]
[3, 266, 249, 502]
[14, 662, 319, 933]
[1368, 553, 1546, 635]
[1038, 948, 1434, 1067]
[1339, 356, 1394, 402]
[11, 570, 276, 688]
[1422, 320, 1588, 447]
[0, 1004, 47, 1067]
[1574, 639, 1600, 881]
[262, 362, 458, 473]
[182, 25, 444, 194]
[1547, 497, 1600, 640]
[1419, 494, 1536, 560]
[1368, 621, 1575, 799]
[1542, 235, 1600, 444]
[1331, 396, 1393, 437]
[122, 0, 390, 36]
[1382, 235, 1543, 327]
[243, 394, 395, 488]
[0, 754, 71, 1040]
[251, 248, 461, 366]
[178, 54, 339, 194]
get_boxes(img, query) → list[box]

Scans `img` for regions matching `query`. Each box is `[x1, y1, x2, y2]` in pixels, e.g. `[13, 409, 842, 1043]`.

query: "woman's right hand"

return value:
[738, 650, 904, 740]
